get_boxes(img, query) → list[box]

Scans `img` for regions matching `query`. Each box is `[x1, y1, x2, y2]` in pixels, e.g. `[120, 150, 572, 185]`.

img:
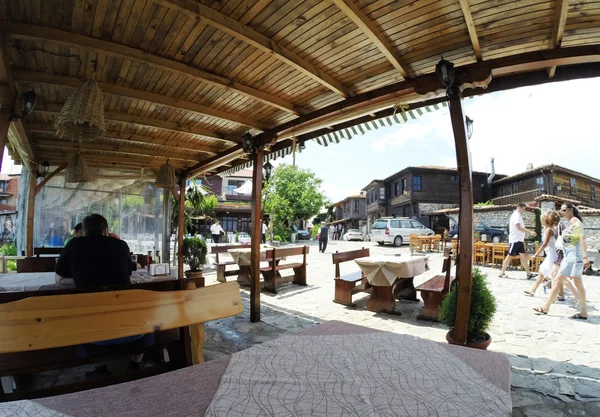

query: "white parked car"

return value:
[343, 229, 363, 241]
[371, 217, 434, 247]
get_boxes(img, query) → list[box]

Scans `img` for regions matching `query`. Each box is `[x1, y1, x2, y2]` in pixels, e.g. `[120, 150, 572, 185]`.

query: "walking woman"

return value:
[524, 211, 560, 296]
[533, 203, 590, 319]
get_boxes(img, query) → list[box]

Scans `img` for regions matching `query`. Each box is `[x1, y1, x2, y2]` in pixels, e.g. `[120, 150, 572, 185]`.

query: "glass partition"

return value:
[34, 169, 164, 256]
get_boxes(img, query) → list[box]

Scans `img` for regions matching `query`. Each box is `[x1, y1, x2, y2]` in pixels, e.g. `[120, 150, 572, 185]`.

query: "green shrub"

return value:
[311, 226, 320, 239]
[273, 223, 292, 242]
[273, 235, 282, 242]
[439, 267, 497, 343]
[6, 260, 16, 271]
[182, 236, 207, 272]
[0, 242, 17, 256]
[235, 231, 239, 243]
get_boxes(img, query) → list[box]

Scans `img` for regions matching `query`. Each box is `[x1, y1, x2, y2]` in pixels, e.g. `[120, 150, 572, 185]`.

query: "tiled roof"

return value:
[383, 166, 495, 182]
[333, 194, 366, 205]
[534, 194, 581, 205]
[493, 164, 600, 185]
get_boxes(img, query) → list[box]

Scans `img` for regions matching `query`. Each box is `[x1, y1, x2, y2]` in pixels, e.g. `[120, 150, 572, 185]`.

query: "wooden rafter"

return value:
[35, 139, 202, 162]
[36, 103, 239, 144]
[4, 23, 299, 115]
[13, 71, 270, 130]
[548, 0, 570, 78]
[36, 150, 190, 169]
[331, 0, 410, 78]
[458, 0, 482, 61]
[25, 123, 223, 154]
[154, 0, 352, 98]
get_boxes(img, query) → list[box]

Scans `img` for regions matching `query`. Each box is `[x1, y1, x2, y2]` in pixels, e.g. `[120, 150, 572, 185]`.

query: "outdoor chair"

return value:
[492, 244, 506, 267]
[409, 234, 420, 254]
[474, 242, 487, 265]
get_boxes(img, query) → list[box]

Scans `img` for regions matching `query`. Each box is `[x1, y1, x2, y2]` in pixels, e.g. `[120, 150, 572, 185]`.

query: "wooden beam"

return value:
[250, 146, 264, 322]
[4, 23, 299, 115]
[178, 175, 186, 281]
[37, 103, 238, 144]
[449, 93, 473, 346]
[548, 0, 570, 77]
[35, 139, 202, 162]
[331, 0, 410, 78]
[0, 30, 16, 105]
[8, 120, 35, 171]
[154, 0, 351, 98]
[36, 150, 190, 169]
[0, 108, 8, 171]
[35, 163, 67, 195]
[184, 145, 245, 179]
[26, 172, 36, 257]
[25, 123, 223, 154]
[13, 71, 269, 131]
[458, 0, 482, 61]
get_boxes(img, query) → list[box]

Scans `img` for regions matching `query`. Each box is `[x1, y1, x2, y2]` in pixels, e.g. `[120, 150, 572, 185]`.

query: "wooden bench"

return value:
[261, 246, 308, 293]
[415, 249, 455, 321]
[332, 248, 371, 306]
[33, 247, 63, 256]
[0, 280, 241, 400]
[211, 245, 243, 282]
[16, 256, 56, 273]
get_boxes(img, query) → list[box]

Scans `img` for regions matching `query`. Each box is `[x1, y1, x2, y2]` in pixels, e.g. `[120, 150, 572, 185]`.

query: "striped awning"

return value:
[219, 102, 448, 177]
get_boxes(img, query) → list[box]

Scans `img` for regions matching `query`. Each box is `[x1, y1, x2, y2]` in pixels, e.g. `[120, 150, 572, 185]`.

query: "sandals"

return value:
[498, 273, 508, 278]
[557, 296, 566, 302]
[533, 307, 548, 315]
[571, 313, 588, 320]
[523, 290, 534, 297]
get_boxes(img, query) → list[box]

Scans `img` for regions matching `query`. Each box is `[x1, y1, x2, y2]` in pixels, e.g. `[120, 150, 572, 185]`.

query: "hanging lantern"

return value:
[154, 160, 176, 189]
[65, 153, 90, 183]
[37, 160, 50, 178]
[54, 79, 106, 141]
[242, 132, 255, 155]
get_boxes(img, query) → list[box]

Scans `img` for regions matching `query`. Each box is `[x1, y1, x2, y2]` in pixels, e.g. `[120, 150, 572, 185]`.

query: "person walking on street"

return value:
[318, 222, 330, 253]
[524, 211, 560, 296]
[261, 221, 267, 244]
[210, 221, 225, 244]
[534, 203, 590, 319]
[499, 202, 537, 279]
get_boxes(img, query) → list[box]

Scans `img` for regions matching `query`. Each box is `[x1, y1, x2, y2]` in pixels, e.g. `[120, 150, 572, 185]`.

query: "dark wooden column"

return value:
[26, 171, 37, 257]
[449, 94, 474, 345]
[250, 147, 264, 322]
[177, 176, 186, 282]
[0, 109, 9, 171]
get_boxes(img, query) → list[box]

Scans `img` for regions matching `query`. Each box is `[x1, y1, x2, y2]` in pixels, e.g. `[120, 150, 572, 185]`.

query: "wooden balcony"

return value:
[492, 189, 542, 206]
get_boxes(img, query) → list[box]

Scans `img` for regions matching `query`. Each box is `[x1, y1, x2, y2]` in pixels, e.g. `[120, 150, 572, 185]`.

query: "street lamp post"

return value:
[262, 162, 273, 244]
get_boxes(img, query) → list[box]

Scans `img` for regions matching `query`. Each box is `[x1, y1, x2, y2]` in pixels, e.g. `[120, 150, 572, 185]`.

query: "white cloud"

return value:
[369, 122, 434, 152]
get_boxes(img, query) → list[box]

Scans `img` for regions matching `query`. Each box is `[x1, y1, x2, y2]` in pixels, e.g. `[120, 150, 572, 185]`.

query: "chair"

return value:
[409, 234, 420, 254]
[492, 244, 506, 267]
[474, 242, 486, 265]
[431, 235, 443, 252]
[451, 239, 460, 256]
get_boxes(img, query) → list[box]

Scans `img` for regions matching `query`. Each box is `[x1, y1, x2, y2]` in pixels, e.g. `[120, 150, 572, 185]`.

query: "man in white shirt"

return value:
[261, 221, 268, 244]
[499, 203, 537, 279]
[210, 221, 225, 244]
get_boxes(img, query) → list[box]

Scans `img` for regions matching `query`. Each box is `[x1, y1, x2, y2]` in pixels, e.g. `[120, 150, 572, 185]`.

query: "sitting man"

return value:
[55, 214, 143, 376]
[56, 214, 131, 288]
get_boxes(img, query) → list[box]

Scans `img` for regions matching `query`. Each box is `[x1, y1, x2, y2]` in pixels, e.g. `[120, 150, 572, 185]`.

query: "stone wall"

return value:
[473, 209, 536, 230]
[582, 212, 600, 252]
[418, 203, 458, 214]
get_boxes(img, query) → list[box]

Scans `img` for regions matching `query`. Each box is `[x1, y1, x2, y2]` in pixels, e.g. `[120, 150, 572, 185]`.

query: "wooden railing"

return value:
[492, 189, 542, 206]
[0, 256, 26, 273]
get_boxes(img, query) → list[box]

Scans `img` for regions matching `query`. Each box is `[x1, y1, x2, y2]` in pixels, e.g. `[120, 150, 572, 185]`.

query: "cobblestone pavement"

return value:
[203, 239, 600, 417]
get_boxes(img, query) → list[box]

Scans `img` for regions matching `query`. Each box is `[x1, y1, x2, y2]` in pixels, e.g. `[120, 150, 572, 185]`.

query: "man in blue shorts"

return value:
[499, 202, 537, 279]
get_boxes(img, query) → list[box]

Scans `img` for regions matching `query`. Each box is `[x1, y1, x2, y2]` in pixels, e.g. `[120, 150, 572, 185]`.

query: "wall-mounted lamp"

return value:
[262, 161, 273, 182]
[242, 132, 256, 155]
[37, 160, 49, 178]
[9, 90, 37, 121]
[299, 141, 306, 151]
[435, 58, 459, 98]
[465, 116, 474, 139]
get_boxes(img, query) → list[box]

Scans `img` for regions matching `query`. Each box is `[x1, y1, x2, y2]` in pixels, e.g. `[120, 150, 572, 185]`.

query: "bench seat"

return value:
[260, 262, 303, 272]
[261, 247, 308, 293]
[332, 248, 370, 306]
[416, 252, 453, 321]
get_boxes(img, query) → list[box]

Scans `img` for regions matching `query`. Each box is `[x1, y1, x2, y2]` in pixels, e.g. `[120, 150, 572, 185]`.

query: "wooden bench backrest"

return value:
[211, 244, 244, 262]
[34, 247, 63, 256]
[0, 282, 242, 361]
[332, 248, 370, 279]
[17, 257, 56, 273]
[441, 254, 453, 292]
[265, 246, 309, 264]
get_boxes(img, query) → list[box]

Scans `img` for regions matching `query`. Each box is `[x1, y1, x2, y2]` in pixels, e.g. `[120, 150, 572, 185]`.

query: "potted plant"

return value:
[182, 236, 207, 281]
[439, 267, 497, 350]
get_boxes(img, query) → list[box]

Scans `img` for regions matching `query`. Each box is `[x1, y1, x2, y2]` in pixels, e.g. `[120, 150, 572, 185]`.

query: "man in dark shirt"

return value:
[55, 214, 132, 288]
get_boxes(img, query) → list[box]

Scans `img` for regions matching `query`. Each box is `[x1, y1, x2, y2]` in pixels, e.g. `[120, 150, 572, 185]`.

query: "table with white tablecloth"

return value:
[0, 269, 175, 293]
[227, 247, 284, 286]
[354, 256, 429, 313]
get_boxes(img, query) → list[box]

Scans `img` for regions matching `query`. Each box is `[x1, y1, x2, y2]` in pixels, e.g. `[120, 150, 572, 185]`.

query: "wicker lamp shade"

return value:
[66, 153, 90, 183]
[154, 160, 176, 189]
[54, 79, 106, 141]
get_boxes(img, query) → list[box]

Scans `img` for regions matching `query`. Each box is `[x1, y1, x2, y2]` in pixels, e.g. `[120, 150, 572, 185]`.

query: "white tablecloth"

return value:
[0, 270, 175, 292]
[355, 256, 429, 286]
[227, 248, 274, 266]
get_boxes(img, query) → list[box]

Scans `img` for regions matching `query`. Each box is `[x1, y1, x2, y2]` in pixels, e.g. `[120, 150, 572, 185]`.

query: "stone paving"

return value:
[202, 239, 600, 417]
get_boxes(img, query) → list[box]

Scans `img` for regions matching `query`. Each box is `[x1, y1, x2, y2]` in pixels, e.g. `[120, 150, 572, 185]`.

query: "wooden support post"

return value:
[250, 147, 264, 322]
[177, 176, 186, 282]
[26, 171, 37, 257]
[0, 109, 9, 171]
[449, 93, 474, 345]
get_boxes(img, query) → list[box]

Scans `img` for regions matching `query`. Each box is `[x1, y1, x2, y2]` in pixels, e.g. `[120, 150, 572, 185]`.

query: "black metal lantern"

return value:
[435, 57, 455, 89]
[299, 141, 306, 151]
[242, 132, 255, 155]
[20, 90, 37, 117]
[262, 161, 273, 181]
[465, 116, 474, 140]
[37, 160, 49, 178]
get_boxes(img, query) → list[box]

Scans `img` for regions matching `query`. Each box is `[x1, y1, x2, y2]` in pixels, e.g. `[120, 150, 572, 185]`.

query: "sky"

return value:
[2, 77, 599, 199]
[275, 77, 600, 203]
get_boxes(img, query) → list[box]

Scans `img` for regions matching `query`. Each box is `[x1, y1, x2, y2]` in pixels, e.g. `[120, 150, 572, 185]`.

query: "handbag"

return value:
[555, 235, 564, 251]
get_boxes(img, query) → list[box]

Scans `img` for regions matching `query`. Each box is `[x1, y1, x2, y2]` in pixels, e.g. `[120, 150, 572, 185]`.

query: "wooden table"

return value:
[355, 256, 429, 313]
[227, 247, 284, 286]
[483, 243, 509, 265]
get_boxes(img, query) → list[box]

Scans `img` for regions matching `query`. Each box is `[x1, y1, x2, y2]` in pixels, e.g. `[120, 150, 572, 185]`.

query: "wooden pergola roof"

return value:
[1, 0, 600, 178]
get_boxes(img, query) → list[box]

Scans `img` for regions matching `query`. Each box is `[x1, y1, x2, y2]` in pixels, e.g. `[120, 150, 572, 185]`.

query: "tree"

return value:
[264, 164, 329, 240]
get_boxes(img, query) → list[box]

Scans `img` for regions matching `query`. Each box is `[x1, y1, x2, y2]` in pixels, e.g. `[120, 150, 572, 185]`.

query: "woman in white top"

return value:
[524, 211, 559, 296]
